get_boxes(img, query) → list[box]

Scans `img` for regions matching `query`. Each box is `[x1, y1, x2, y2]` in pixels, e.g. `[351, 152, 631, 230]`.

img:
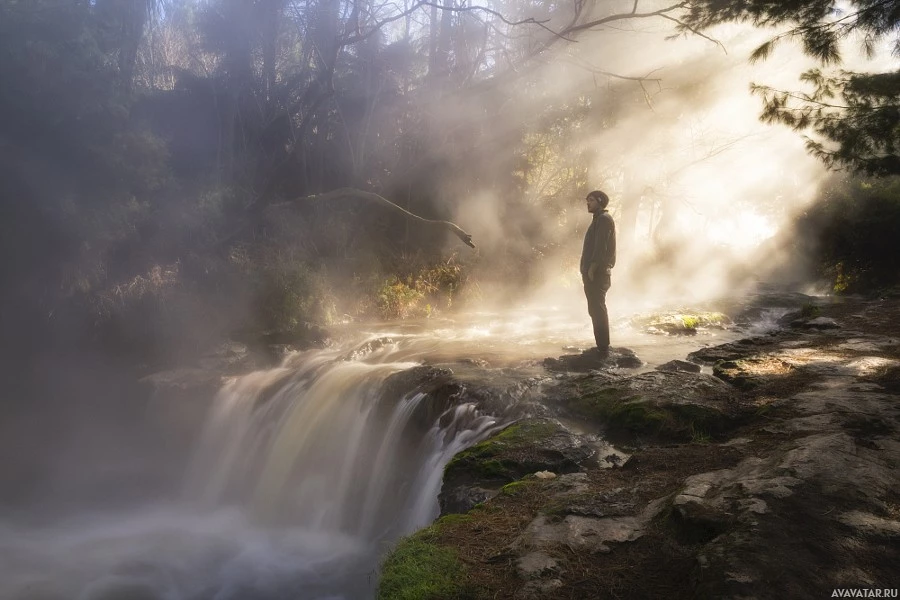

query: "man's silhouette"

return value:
[580, 190, 616, 357]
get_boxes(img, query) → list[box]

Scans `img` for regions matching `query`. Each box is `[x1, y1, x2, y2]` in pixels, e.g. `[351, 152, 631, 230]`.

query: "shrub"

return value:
[795, 175, 900, 294]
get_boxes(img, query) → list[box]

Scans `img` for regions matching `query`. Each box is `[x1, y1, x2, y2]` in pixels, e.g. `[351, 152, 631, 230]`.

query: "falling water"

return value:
[185, 344, 504, 541]
[0, 302, 758, 600]
[0, 339, 506, 600]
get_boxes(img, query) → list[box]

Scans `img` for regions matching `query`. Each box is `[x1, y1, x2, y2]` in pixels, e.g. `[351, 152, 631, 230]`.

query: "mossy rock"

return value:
[688, 336, 783, 366]
[440, 419, 593, 514]
[443, 420, 589, 483]
[632, 311, 732, 336]
[556, 372, 736, 441]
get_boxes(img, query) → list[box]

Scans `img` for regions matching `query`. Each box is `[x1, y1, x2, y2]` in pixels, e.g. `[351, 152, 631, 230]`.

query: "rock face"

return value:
[656, 359, 702, 373]
[547, 369, 740, 440]
[380, 296, 900, 600]
[439, 419, 595, 515]
[543, 347, 643, 372]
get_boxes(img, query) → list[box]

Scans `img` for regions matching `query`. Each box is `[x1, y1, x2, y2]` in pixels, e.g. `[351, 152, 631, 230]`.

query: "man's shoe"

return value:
[591, 346, 610, 359]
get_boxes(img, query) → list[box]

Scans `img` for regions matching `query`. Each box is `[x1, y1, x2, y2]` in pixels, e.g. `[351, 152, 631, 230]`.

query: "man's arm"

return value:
[587, 215, 615, 280]
[606, 217, 616, 270]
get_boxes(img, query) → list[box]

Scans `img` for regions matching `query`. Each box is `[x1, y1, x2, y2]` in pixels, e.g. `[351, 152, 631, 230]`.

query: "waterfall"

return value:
[0, 304, 752, 600]
[185, 343, 503, 541]
[0, 339, 506, 600]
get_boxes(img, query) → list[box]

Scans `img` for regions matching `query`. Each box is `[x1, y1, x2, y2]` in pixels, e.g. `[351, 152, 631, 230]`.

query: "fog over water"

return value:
[4, 5, 891, 599]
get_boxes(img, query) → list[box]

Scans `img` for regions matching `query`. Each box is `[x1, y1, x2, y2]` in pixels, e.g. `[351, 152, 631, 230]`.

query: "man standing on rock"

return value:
[580, 190, 616, 357]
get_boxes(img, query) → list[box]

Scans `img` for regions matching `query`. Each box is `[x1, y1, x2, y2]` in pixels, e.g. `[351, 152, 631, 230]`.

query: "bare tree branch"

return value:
[659, 14, 726, 53]
[289, 188, 477, 249]
[560, 1, 688, 36]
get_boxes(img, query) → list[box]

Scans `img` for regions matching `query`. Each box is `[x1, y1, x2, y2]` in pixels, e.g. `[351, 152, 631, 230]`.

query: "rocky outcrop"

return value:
[439, 419, 595, 514]
[380, 296, 900, 599]
[547, 369, 741, 440]
[543, 346, 643, 372]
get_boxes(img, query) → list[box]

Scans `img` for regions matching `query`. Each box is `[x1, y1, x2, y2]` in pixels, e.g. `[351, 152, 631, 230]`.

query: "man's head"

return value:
[586, 190, 609, 213]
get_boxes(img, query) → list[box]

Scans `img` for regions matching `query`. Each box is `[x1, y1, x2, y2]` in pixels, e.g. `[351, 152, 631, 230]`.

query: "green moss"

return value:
[377, 535, 475, 600]
[444, 421, 560, 475]
[681, 315, 700, 330]
[500, 480, 534, 496]
[567, 383, 725, 440]
[633, 311, 732, 335]
[377, 276, 425, 320]
[689, 423, 711, 444]
[800, 303, 821, 318]
[434, 513, 473, 528]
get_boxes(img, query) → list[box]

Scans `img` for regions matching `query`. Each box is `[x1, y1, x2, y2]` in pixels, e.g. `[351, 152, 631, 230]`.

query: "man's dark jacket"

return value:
[580, 210, 616, 277]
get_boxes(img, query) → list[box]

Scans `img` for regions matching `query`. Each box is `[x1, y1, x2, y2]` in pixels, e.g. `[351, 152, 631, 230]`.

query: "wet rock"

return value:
[837, 511, 900, 538]
[678, 425, 900, 598]
[341, 336, 396, 361]
[381, 365, 454, 398]
[458, 357, 491, 368]
[656, 359, 702, 373]
[440, 419, 594, 515]
[836, 336, 900, 353]
[195, 341, 253, 372]
[550, 371, 738, 440]
[632, 311, 732, 336]
[543, 347, 642, 373]
[440, 486, 497, 515]
[139, 367, 223, 393]
[743, 291, 817, 309]
[555, 483, 636, 519]
[712, 355, 794, 389]
[791, 316, 840, 330]
[595, 440, 632, 468]
[688, 335, 784, 365]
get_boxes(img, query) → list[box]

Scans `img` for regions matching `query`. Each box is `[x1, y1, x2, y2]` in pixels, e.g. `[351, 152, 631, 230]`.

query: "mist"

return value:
[441, 23, 837, 318]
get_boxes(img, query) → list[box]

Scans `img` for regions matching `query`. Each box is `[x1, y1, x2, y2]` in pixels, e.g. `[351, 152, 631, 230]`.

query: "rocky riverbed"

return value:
[378, 295, 900, 599]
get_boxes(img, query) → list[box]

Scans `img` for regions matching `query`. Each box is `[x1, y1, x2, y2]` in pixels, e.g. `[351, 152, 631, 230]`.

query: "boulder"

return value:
[439, 419, 594, 515]
[549, 371, 739, 440]
[543, 347, 642, 372]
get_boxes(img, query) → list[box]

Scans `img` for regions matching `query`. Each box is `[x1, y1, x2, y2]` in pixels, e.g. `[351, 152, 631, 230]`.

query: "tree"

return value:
[682, 0, 900, 175]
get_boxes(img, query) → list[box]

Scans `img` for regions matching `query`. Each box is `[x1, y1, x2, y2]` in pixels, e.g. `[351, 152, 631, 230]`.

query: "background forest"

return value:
[1, 0, 898, 373]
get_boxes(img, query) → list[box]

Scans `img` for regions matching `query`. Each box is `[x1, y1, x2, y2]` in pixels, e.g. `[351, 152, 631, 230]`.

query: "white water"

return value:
[0, 303, 765, 600]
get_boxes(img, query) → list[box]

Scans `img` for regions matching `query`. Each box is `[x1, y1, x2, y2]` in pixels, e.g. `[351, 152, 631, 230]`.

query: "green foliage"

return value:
[799, 303, 821, 318]
[682, 0, 898, 65]
[689, 423, 711, 445]
[374, 257, 467, 320]
[753, 70, 900, 176]
[377, 276, 426, 320]
[260, 260, 337, 329]
[633, 311, 731, 335]
[378, 533, 474, 600]
[793, 175, 900, 293]
[682, 0, 900, 174]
